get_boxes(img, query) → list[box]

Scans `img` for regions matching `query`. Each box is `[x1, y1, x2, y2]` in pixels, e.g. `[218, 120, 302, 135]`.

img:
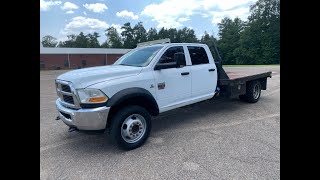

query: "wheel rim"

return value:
[121, 114, 146, 143]
[253, 83, 261, 99]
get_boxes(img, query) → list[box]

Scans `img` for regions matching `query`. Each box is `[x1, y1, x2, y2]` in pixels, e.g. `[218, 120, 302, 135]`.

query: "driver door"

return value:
[153, 46, 192, 112]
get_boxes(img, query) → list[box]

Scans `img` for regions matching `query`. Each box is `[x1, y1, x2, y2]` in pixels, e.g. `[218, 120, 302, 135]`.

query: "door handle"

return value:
[209, 69, 215, 72]
[181, 72, 190, 75]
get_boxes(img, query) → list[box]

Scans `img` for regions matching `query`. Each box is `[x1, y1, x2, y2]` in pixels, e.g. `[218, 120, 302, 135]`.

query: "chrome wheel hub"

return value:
[253, 84, 261, 99]
[121, 114, 146, 143]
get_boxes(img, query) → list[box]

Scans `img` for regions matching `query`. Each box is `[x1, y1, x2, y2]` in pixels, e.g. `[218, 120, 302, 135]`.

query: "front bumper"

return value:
[56, 99, 110, 130]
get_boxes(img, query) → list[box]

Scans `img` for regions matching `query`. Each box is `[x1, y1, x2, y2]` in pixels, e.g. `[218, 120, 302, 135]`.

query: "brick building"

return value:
[40, 47, 131, 70]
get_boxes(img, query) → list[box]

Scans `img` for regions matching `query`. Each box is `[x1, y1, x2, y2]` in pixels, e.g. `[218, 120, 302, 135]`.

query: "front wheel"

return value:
[110, 105, 151, 150]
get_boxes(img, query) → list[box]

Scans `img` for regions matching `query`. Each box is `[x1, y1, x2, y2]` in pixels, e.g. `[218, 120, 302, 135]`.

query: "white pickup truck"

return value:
[55, 40, 271, 150]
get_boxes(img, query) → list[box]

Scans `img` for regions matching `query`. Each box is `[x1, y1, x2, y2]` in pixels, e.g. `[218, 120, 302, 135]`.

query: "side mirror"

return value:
[174, 52, 185, 68]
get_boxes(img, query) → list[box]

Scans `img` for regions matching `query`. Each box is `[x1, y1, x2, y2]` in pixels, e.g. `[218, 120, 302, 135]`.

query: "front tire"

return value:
[110, 105, 151, 150]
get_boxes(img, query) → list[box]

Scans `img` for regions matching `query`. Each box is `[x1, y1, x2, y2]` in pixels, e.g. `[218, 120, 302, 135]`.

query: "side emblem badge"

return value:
[158, 82, 165, 90]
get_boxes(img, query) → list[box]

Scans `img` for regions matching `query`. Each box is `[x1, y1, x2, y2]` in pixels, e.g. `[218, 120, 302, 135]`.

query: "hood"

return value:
[57, 65, 142, 89]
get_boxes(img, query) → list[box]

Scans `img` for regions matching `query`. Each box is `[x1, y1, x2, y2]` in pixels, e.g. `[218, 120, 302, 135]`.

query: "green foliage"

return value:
[87, 32, 100, 48]
[218, 0, 280, 65]
[102, 27, 123, 48]
[44, 0, 280, 65]
[121, 22, 136, 48]
[152, 27, 198, 43]
[41, 35, 58, 47]
[58, 32, 101, 48]
[133, 22, 147, 44]
[200, 31, 218, 60]
[146, 28, 158, 41]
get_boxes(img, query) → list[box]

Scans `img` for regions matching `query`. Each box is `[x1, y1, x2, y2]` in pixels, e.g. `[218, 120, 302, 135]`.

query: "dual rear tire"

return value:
[239, 80, 261, 103]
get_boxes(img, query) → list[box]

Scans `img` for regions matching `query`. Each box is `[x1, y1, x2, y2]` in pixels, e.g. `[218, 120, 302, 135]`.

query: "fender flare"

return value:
[106, 87, 159, 115]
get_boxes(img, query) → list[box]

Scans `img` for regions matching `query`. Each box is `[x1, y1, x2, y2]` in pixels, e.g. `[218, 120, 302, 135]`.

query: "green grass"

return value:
[223, 64, 279, 67]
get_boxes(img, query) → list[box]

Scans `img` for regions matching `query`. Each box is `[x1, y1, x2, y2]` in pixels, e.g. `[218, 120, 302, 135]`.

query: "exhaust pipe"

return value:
[55, 116, 60, 120]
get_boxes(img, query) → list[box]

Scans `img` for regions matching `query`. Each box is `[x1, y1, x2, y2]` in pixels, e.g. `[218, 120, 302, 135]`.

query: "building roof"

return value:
[40, 47, 131, 54]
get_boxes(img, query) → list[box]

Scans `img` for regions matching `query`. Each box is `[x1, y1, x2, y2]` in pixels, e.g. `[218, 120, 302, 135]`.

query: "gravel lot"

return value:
[40, 66, 280, 180]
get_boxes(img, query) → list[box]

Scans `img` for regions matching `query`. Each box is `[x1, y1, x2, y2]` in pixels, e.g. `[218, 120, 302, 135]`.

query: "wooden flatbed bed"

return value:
[217, 69, 272, 98]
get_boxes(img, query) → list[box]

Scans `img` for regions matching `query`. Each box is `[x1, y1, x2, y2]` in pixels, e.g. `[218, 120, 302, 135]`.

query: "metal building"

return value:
[40, 47, 131, 70]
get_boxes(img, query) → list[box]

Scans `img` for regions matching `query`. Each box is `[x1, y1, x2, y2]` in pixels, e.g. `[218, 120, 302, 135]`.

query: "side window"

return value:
[187, 46, 209, 65]
[158, 46, 186, 66]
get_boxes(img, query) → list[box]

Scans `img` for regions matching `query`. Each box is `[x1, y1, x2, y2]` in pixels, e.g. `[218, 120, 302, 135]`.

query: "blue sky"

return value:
[40, 0, 256, 44]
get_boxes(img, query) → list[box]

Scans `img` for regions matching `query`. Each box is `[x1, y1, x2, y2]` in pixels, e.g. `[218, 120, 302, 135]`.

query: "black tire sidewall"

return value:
[246, 81, 261, 103]
[110, 105, 151, 150]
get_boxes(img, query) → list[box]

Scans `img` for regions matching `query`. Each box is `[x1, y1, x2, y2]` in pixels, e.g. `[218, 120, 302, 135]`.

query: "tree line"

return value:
[41, 0, 279, 65]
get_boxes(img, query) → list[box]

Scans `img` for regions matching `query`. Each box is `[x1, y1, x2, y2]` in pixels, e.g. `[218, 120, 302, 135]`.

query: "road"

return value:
[40, 66, 280, 180]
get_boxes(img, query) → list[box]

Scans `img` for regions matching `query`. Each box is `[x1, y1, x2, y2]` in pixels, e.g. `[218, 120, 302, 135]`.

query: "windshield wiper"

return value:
[118, 64, 142, 67]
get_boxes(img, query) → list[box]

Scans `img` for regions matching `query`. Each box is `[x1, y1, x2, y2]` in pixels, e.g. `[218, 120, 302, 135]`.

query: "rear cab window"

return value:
[187, 46, 209, 65]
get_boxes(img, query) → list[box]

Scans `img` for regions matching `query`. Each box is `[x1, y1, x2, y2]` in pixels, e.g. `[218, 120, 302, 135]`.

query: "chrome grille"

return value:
[63, 95, 74, 104]
[56, 80, 80, 109]
[61, 84, 71, 92]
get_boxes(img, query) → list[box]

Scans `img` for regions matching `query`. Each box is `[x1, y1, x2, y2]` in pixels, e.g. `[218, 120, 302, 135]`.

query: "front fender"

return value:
[106, 87, 159, 115]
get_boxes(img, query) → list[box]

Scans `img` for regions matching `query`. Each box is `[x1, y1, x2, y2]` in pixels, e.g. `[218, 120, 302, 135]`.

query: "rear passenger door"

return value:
[187, 46, 217, 98]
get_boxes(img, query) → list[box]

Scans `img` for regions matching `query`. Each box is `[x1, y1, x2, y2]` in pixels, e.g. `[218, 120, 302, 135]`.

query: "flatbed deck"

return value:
[227, 72, 266, 80]
[219, 71, 272, 85]
[218, 70, 272, 98]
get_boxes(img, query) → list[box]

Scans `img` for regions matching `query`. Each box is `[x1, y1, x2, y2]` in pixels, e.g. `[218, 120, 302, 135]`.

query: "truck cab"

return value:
[55, 40, 271, 150]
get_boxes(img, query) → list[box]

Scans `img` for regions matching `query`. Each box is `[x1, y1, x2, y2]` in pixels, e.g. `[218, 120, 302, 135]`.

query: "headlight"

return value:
[77, 89, 108, 104]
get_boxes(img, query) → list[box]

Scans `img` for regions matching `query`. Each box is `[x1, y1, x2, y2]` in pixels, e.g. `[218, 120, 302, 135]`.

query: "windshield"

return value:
[114, 46, 162, 67]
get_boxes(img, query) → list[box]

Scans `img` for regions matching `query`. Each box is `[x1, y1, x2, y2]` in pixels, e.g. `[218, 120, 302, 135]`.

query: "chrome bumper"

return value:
[56, 99, 110, 130]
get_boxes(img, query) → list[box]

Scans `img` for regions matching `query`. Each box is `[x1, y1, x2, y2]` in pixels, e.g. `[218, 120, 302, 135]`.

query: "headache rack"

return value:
[137, 38, 171, 47]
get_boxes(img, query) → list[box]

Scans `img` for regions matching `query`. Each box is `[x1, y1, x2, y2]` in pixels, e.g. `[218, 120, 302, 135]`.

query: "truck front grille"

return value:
[63, 95, 74, 104]
[56, 80, 79, 109]
[61, 84, 71, 92]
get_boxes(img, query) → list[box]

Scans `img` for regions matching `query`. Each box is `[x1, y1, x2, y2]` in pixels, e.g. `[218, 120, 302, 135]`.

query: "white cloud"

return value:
[116, 10, 139, 20]
[141, 0, 255, 28]
[61, 2, 79, 11]
[141, 0, 197, 28]
[57, 36, 69, 42]
[83, 11, 87, 15]
[178, 17, 190, 22]
[210, 7, 250, 24]
[59, 17, 113, 44]
[83, 3, 108, 13]
[110, 24, 124, 33]
[201, 13, 210, 18]
[40, 0, 61, 11]
[63, 16, 109, 35]
[66, 10, 74, 14]
[200, 0, 253, 10]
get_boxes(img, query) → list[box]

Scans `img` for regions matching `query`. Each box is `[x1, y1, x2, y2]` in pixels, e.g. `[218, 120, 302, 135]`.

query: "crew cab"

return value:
[55, 40, 272, 150]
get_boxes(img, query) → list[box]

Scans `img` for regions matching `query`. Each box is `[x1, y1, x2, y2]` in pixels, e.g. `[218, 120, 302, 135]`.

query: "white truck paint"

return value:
[55, 42, 271, 150]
